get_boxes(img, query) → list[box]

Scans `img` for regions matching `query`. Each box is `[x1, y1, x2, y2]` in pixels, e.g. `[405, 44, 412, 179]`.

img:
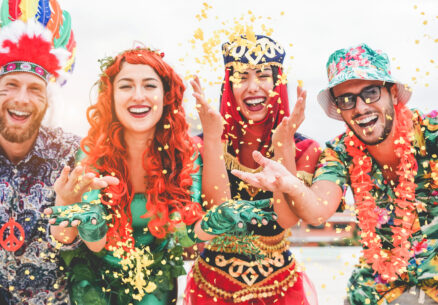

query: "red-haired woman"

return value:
[45, 47, 273, 305]
[184, 35, 321, 305]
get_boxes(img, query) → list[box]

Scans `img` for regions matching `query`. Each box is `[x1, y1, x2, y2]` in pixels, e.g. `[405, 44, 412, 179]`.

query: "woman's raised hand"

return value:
[231, 151, 298, 193]
[53, 165, 119, 207]
[272, 85, 307, 151]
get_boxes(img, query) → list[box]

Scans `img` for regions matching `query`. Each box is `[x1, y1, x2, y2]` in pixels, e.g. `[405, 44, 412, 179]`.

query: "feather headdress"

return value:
[0, 0, 75, 84]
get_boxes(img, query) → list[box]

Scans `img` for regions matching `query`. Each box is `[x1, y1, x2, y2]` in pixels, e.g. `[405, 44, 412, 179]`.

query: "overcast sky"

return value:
[49, 0, 438, 145]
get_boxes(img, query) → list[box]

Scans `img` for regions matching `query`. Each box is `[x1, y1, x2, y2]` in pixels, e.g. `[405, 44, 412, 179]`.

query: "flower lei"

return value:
[345, 105, 418, 281]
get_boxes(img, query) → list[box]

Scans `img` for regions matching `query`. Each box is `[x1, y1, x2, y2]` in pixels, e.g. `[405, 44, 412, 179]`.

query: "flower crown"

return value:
[98, 43, 165, 75]
[96, 44, 165, 92]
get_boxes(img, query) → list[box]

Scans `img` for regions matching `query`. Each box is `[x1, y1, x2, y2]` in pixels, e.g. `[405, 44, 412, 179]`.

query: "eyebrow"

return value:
[237, 68, 273, 75]
[116, 77, 159, 83]
[3, 77, 45, 88]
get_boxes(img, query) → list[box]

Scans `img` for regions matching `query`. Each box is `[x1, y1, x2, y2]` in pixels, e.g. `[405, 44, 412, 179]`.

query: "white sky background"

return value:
[49, 0, 438, 146]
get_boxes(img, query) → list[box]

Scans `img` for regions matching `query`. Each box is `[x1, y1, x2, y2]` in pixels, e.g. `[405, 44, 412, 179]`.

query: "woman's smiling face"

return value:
[113, 62, 164, 137]
[232, 66, 274, 122]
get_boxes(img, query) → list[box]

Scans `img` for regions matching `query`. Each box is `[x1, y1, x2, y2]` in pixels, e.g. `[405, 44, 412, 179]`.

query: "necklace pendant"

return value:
[0, 218, 25, 252]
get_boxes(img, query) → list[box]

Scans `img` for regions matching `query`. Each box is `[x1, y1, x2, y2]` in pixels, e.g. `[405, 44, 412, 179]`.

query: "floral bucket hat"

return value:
[317, 43, 412, 120]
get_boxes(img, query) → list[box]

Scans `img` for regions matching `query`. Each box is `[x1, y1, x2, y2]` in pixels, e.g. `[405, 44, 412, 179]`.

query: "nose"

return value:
[247, 76, 260, 93]
[14, 87, 31, 104]
[354, 95, 370, 113]
[133, 86, 144, 102]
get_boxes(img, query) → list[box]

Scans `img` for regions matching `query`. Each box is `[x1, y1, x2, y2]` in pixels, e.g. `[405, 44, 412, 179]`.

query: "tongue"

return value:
[247, 103, 264, 111]
[359, 118, 377, 128]
[9, 112, 29, 121]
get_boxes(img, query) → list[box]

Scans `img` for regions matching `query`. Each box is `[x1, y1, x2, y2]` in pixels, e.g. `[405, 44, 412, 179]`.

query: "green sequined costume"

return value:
[62, 155, 203, 305]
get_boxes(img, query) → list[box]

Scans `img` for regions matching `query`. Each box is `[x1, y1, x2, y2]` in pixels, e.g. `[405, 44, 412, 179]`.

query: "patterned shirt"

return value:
[313, 110, 438, 305]
[0, 126, 80, 305]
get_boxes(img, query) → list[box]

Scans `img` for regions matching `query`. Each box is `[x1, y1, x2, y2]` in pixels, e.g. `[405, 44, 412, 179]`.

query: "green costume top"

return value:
[313, 109, 438, 305]
[63, 153, 203, 305]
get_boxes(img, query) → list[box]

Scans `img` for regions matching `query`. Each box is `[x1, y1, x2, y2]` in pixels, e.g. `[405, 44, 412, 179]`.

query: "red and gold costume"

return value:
[185, 35, 318, 305]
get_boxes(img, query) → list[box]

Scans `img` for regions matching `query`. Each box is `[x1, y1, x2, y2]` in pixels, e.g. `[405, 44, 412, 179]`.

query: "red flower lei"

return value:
[345, 105, 418, 281]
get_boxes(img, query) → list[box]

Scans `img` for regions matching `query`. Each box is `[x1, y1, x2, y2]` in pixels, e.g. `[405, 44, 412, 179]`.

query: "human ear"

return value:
[390, 84, 398, 105]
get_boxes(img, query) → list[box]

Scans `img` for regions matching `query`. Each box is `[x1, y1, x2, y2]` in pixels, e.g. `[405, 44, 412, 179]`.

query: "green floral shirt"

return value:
[313, 109, 438, 305]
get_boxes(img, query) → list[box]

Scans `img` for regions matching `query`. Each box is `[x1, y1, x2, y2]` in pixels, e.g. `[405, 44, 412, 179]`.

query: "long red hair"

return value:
[81, 49, 203, 250]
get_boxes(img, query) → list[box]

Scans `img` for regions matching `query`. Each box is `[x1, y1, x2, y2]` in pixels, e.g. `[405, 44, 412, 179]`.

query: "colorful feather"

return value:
[18, 0, 37, 22]
[0, 0, 76, 85]
[54, 10, 70, 48]
[8, 0, 22, 21]
[46, 0, 60, 40]
[1, 0, 11, 26]
[65, 30, 75, 52]
[63, 46, 75, 72]
[36, 0, 50, 25]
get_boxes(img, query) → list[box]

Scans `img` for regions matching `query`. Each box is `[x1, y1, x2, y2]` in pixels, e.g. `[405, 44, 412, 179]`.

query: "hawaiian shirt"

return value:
[313, 109, 438, 305]
[0, 126, 80, 305]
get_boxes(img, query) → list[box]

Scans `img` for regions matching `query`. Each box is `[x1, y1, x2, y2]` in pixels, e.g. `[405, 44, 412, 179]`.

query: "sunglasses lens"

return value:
[337, 96, 355, 110]
[335, 85, 383, 110]
[361, 86, 381, 103]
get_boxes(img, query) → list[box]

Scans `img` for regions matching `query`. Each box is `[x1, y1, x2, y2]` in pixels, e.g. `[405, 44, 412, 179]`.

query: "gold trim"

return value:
[215, 254, 285, 285]
[224, 150, 263, 173]
[296, 171, 314, 187]
[224, 148, 265, 198]
[207, 233, 289, 255]
[253, 238, 289, 253]
[193, 257, 298, 303]
[225, 61, 283, 69]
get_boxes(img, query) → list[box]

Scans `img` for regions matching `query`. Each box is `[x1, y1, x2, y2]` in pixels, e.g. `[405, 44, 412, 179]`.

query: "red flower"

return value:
[412, 239, 428, 255]
[345, 105, 418, 281]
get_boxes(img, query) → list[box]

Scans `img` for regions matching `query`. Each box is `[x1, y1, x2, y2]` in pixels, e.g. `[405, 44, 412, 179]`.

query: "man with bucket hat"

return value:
[232, 43, 438, 305]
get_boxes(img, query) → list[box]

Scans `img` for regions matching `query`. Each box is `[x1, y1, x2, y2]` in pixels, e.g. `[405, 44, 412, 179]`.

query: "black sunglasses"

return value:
[331, 84, 391, 110]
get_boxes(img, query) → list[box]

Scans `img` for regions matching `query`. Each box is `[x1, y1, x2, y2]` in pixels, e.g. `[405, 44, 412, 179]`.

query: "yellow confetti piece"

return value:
[194, 28, 204, 41]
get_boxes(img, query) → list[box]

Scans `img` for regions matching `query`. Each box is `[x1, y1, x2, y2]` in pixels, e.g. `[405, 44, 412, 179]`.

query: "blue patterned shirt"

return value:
[0, 126, 80, 305]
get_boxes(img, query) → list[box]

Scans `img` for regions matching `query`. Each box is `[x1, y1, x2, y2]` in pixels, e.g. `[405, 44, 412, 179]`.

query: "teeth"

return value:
[9, 109, 30, 116]
[356, 115, 377, 125]
[245, 98, 265, 105]
[129, 106, 150, 114]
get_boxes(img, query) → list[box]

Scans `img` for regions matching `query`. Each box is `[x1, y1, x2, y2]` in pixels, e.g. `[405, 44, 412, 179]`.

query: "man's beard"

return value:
[0, 102, 47, 143]
[346, 102, 395, 146]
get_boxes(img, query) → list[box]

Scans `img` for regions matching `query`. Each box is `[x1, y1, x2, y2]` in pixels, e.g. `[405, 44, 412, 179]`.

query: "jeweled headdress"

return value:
[220, 34, 289, 158]
[222, 34, 285, 68]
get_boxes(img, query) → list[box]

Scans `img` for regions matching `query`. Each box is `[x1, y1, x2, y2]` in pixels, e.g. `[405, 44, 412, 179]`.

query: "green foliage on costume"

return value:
[50, 201, 108, 242]
[62, 239, 185, 305]
[71, 280, 108, 305]
[201, 199, 275, 235]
